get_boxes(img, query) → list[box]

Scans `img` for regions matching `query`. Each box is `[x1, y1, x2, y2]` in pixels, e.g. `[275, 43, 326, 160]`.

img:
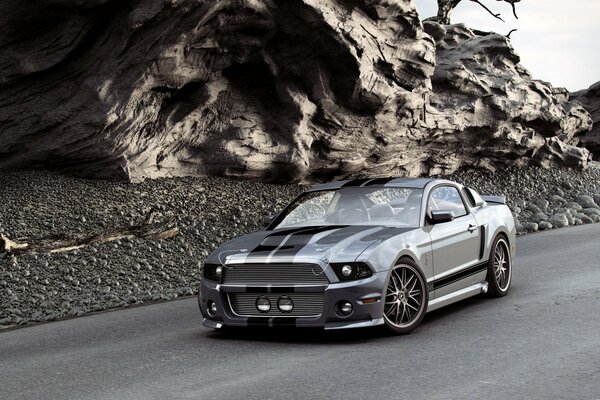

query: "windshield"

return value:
[272, 187, 423, 229]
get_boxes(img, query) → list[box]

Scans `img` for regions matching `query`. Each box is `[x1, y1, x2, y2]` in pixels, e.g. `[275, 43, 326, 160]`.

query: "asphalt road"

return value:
[1, 224, 600, 400]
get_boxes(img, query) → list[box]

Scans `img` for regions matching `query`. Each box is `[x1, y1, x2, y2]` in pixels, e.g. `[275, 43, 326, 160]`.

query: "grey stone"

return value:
[575, 195, 598, 209]
[526, 204, 543, 214]
[523, 222, 539, 233]
[531, 212, 549, 224]
[582, 208, 600, 216]
[549, 213, 569, 228]
[538, 221, 553, 230]
[562, 181, 574, 190]
[533, 198, 550, 210]
[549, 195, 566, 205]
[566, 202, 583, 211]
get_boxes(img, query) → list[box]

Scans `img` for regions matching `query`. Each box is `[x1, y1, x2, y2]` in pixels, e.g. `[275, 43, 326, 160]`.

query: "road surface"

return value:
[1, 224, 599, 400]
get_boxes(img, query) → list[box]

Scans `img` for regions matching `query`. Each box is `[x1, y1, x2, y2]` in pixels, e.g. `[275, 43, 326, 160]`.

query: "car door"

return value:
[425, 185, 482, 299]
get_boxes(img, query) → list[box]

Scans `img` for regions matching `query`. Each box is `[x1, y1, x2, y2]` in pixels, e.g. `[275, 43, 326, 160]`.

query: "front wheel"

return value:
[486, 235, 512, 297]
[383, 259, 428, 335]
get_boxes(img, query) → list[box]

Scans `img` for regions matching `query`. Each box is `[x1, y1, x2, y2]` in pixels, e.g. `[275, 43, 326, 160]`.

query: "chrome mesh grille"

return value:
[222, 263, 329, 285]
[228, 293, 324, 317]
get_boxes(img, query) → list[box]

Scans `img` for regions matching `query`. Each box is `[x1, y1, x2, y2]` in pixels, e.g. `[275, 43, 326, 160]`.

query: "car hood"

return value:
[207, 225, 416, 265]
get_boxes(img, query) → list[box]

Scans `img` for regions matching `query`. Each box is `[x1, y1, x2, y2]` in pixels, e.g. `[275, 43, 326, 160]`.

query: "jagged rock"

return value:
[538, 221, 553, 230]
[0, 1, 593, 182]
[523, 222, 538, 232]
[575, 194, 597, 209]
[572, 81, 600, 159]
[549, 213, 569, 228]
[422, 22, 592, 173]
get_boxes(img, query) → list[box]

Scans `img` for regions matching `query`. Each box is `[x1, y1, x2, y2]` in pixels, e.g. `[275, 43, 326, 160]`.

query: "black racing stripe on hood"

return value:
[251, 244, 294, 253]
[249, 226, 332, 254]
[359, 227, 417, 242]
[315, 225, 380, 245]
[271, 225, 348, 258]
[341, 178, 371, 187]
[264, 226, 320, 239]
[363, 177, 394, 186]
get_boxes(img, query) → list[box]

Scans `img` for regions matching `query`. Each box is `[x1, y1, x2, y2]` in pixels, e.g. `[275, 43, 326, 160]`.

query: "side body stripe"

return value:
[430, 261, 489, 290]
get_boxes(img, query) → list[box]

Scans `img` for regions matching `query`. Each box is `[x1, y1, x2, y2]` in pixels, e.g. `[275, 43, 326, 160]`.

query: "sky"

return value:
[413, 0, 599, 91]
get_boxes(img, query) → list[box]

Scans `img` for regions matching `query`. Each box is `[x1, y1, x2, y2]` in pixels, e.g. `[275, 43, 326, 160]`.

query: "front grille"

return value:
[228, 293, 324, 317]
[222, 263, 329, 285]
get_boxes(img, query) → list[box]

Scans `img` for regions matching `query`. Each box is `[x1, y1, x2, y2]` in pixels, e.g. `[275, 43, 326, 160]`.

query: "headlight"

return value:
[203, 263, 224, 282]
[341, 264, 353, 277]
[330, 262, 373, 281]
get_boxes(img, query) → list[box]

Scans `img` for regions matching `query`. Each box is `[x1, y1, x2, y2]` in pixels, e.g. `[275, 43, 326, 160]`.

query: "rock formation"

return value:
[572, 81, 600, 160]
[0, 0, 593, 182]
[422, 22, 592, 172]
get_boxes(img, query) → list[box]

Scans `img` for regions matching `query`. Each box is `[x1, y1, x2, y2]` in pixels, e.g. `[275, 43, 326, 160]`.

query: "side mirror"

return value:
[429, 210, 455, 224]
[262, 213, 276, 227]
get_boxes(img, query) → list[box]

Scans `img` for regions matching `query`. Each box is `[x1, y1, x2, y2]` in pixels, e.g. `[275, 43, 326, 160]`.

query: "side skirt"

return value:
[426, 282, 488, 313]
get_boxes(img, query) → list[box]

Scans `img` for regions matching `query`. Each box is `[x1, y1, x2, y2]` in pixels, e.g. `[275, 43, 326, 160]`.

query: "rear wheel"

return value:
[383, 259, 428, 335]
[486, 236, 512, 297]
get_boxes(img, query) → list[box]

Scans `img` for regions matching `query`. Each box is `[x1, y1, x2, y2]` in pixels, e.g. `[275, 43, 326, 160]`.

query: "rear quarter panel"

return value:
[472, 203, 516, 260]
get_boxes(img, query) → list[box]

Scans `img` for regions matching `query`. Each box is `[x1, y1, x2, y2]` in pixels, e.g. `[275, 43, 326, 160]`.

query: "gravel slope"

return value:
[1, 166, 600, 328]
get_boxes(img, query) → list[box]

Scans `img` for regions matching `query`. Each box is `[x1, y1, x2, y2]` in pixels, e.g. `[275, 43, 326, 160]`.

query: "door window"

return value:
[428, 186, 467, 217]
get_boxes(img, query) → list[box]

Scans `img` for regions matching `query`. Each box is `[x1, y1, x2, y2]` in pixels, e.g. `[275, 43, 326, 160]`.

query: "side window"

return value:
[428, 186, 467, 217]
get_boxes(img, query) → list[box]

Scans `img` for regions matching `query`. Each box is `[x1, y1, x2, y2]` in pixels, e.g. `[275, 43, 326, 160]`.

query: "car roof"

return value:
[305, 177, 456, 192]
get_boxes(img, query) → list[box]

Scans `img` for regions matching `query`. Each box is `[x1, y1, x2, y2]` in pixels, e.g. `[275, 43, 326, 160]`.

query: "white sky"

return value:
[413, 0, 599, 91]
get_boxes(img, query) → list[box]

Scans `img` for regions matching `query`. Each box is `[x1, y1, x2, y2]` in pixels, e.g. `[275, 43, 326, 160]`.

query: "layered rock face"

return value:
[0, 0, 593, 182]
[422, 22, 592, 172]
[572, 81, 600, 160]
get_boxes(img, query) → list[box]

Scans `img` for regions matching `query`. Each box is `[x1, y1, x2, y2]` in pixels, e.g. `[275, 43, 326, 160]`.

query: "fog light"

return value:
[207, 300, 217, 316]
[277, 296, 294, 313]
[341, 264, 353, 277]
[256, 296, 271, 313]
[336, 300, 353, 317]
[215, 265, 223, 278]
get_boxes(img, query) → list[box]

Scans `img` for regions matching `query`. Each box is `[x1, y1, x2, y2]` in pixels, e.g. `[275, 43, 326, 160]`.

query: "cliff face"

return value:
[0, 0, 593, 182]
[423, 22, 592, 171]
[572, 81, 600, 160]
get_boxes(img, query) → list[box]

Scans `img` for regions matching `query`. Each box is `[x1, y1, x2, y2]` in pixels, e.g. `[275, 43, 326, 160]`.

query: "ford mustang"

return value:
[198, 177, 515, 334]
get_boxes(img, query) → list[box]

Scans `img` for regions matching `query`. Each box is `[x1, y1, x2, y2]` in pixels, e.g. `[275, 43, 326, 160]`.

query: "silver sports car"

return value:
[198, 178, 515, 334]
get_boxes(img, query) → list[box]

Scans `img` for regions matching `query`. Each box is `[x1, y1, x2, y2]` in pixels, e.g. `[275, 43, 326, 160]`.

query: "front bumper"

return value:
[198, 271, 387, 330]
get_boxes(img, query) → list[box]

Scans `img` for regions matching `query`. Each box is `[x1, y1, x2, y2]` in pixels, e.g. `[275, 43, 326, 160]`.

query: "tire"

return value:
[383, 259, 428, 335]
[485, 235, 512, 297]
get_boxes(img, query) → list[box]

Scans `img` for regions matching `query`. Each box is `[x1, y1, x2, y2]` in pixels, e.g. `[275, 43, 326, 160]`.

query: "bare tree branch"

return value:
[432, 0, 522, 25]
[1, 212, 178, 256]
[501, 0, 521, 19]
[506, 28, 518, 38]
[470, 0, 505, 22]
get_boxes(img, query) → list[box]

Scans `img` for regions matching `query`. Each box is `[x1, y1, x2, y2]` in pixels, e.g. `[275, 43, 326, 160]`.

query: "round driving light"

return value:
[215, 265, 223, 278]
[256, 296, 271, 313]
[277, 296, 294, 313]
[340, 302, 353, 314]
[207, 300, 217, 316]
[336, 300, 353, 317]
[341, 264, 354, 277]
